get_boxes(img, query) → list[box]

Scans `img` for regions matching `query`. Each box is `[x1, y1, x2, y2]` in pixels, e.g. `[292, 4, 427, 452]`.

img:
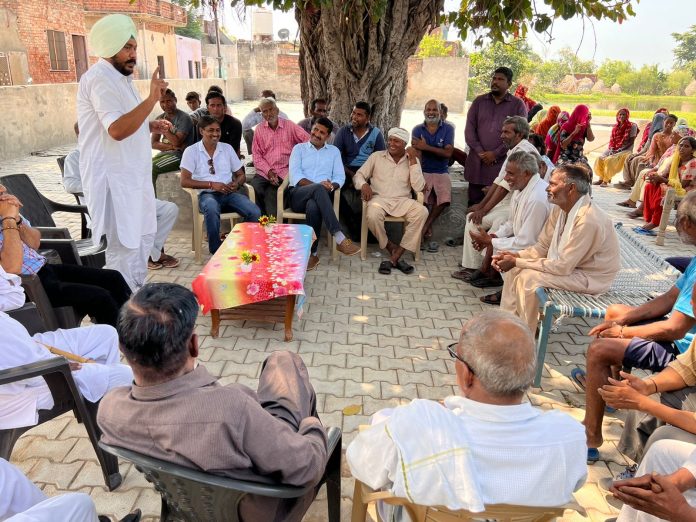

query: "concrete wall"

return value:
[175, 35, 202, 79]
[201, 43, 237, 80]
[405, 57, 469, 112]
[0, 77, 243, 161]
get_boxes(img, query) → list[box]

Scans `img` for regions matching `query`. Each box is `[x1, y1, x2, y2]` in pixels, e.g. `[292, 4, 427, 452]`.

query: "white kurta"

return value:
[0, 314, 133, 429]
[1, 458, 97, 521]
[490, 174, 550, 253]
[347, 396, 587, 521]
[77, 59, 156, 289]
[460, 139, 539, 268]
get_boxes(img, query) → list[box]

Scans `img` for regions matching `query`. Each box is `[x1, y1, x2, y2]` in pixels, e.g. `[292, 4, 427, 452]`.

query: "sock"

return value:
[334, 231, 346, 245]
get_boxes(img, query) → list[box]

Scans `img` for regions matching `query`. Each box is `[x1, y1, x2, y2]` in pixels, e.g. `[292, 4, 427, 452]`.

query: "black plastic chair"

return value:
[20, 274, 80, 330]
[0, 173, 105, 268]
[0, 357, 122, 491]
[56, 155, 90, 240]
[99, 426, 342, 522]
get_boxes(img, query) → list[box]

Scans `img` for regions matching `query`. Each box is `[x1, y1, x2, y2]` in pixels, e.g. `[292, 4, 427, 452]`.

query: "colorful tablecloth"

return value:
[192, 223, 314, 314]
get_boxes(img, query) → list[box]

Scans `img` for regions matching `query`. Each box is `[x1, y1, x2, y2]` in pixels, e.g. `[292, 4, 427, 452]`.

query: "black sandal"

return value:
[470, 275, 503, 288]
[480, 291, 502, 305]
[378, 260, 392, 275]
[394, 259, 415, 274]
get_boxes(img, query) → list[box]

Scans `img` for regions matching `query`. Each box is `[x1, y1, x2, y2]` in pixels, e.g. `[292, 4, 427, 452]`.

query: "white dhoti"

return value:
[150, 199, 179, 261]
[616, 440, 696, 522]
[0, 317, 134, 430]
[366, 197, 428, 253]
[500, 267, 590, 333]
[460, 203, 510, 269]
[1, 458, 98, 521]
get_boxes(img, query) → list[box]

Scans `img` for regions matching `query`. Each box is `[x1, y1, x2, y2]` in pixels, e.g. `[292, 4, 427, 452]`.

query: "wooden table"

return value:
[192, 223, 313, 341]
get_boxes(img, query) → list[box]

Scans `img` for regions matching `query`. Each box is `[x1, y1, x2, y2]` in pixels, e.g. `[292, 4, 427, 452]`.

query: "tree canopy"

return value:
[222, 0, 640, 129]
[673, 24, 696, 78]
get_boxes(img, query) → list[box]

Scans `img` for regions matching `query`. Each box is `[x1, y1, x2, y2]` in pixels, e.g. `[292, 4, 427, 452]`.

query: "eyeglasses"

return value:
[208, 158, 215, 175]
[447, 342, 475, 375]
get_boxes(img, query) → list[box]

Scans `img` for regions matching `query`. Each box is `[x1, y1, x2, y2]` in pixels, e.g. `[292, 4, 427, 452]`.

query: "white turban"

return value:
[89, 14, 137, 58]
[0, 264, 26, 312]
[388, 127, 410, 144]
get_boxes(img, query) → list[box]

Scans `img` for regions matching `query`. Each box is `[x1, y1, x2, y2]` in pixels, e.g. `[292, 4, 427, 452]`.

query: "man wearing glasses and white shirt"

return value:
[347, 310, 586, 521]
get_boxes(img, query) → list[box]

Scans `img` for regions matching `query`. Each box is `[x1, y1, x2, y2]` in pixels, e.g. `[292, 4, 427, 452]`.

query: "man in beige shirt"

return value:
[97, 283, 328, 522]
[354, 127, 427, 275]
[494, 163, 620, 333]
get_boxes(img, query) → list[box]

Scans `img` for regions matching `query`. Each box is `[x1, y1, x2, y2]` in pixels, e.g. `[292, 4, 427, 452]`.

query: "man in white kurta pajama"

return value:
[0, 266, 133, 430]
[77, 14, 170, 290]
[0, 458, 97, 521]
[454, 116, 539, 282]
[495, 164, 620, 333]
[467, 151, 551, 302]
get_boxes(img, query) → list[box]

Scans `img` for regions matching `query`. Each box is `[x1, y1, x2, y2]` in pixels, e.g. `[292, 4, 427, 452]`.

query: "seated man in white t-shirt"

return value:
[347, 310, 586, 521]
[180, 115, 262, 254]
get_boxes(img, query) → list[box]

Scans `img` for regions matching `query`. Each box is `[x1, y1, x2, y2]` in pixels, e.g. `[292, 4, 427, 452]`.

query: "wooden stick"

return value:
[35, 342, 95, 364]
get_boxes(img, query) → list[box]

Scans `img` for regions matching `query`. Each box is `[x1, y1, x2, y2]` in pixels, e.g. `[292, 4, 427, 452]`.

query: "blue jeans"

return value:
[199, 190, 262, 254]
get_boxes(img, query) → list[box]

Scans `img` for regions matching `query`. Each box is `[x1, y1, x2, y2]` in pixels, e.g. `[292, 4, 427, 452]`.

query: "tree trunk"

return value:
[295, 0, 443, 131]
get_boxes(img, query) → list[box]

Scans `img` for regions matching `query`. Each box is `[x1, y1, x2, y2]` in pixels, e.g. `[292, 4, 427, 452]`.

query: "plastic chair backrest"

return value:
[99, 442, 313, 522]
[0, 174, 57, 227]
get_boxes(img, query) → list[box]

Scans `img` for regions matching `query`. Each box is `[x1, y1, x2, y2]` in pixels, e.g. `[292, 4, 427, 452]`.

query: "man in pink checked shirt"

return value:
[251, 97, 310, 217]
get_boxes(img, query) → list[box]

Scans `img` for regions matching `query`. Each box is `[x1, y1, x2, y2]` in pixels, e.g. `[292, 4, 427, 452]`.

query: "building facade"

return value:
[0, 0, 186, 85]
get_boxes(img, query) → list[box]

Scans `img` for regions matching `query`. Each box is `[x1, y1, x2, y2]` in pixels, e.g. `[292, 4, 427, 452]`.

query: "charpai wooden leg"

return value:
[211, 309, 220, 338]
[284, 295, 296, 342]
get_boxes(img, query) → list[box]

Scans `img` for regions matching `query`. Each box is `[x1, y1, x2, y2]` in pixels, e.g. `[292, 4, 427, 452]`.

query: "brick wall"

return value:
[277, 52, 300, 76]
[10, 0, 86, 84]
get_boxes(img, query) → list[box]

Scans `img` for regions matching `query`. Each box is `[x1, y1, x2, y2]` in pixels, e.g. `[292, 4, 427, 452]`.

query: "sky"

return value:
[219, 0, 692, 72]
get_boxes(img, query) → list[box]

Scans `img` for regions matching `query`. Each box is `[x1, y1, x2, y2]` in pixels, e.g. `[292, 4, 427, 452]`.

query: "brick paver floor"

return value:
[2, 103, 694, 521]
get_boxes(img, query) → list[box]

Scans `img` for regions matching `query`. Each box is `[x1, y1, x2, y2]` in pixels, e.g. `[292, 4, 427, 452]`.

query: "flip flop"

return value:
[427, 241, 439, 253]
[470, 276, 503, 288]
[452, 268, 476, 281]
[378, 260, 392, 275]
[587, 448, 600, 464]
[480, 291, 502, 306]
[464, 269, 485, 283]
[633, 226, 657, 236]
[616, 201, 635, 208]
[394, 259, 415, 274]
[570, 367, 587, 390]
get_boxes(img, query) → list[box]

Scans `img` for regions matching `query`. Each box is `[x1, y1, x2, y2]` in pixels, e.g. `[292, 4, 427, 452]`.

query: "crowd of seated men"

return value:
[8, 53, 696, 520]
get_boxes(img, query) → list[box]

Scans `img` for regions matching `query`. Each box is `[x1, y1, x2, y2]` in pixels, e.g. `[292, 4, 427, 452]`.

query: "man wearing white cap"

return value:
[77, 14, 171, 290]
[353, 128, 427, 274]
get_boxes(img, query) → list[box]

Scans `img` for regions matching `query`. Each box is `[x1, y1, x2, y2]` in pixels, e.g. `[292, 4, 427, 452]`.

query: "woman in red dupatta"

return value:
[534, 105, 560, 140]
[593, 108, 638, 186]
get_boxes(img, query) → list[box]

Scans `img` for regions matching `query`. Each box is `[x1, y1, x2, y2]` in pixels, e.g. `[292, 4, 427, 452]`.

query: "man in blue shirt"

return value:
[580, 193, 696, 462]
[334, 102, 386, 240]
[411, 100, 454, 247]
[288, 117, 361, 270]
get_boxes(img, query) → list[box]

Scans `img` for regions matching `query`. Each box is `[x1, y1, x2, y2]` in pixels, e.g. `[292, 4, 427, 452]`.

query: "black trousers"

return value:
[250, 175, 281, 219]
[37, 263, 132, 327]
[287, 183, 341, 254]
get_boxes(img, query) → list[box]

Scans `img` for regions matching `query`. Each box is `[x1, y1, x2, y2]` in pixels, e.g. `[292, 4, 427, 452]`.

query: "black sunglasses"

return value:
[208, 158, 215, 175]
[447, 342, 475, 375]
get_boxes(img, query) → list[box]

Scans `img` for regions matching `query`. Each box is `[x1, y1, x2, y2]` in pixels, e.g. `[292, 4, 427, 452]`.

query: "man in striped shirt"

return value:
[251, 97, 310, 217]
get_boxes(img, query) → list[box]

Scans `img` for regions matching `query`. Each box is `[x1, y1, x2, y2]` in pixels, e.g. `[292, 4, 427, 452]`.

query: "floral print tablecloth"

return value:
[192, 223, 313, 314]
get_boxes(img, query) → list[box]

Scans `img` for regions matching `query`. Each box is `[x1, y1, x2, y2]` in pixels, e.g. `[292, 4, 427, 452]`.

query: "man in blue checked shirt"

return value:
[288, 117, 361, 271]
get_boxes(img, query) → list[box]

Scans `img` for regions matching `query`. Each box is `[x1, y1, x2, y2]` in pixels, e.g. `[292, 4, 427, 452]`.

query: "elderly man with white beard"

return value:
[466, 150, 551, 305]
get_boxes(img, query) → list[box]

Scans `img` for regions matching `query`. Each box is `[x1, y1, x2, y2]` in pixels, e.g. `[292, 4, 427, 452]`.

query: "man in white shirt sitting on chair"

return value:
[346, 310, 587, 521]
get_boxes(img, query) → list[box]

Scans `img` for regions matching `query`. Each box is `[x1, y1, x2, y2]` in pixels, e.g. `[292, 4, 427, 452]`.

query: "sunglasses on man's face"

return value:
[208, 158, 215, 175]
[447, 342, 475, 376]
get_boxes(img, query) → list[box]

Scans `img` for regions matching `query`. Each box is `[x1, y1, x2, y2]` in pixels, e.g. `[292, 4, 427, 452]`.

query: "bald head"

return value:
[457, 310, 536, 397]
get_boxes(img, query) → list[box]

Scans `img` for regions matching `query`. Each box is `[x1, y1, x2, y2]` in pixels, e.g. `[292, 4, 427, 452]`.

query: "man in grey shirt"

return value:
[97, 283, 328, 522]
[151, 89, 194, 193]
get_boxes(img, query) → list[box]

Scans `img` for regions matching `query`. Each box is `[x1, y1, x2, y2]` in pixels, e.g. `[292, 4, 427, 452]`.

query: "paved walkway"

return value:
[1, 103, 693, 521]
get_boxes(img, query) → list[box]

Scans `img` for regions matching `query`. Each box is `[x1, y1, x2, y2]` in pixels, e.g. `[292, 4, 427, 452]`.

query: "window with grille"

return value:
[47, 30, 69, 71]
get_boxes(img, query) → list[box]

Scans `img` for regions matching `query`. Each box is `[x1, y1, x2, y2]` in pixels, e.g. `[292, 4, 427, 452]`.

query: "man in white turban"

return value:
[77, 14, 171, 291]
[353, 127, 428, 274]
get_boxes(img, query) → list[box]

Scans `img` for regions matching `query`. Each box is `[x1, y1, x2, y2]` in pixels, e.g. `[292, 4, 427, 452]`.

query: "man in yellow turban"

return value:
[77, 14, 171, 290]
